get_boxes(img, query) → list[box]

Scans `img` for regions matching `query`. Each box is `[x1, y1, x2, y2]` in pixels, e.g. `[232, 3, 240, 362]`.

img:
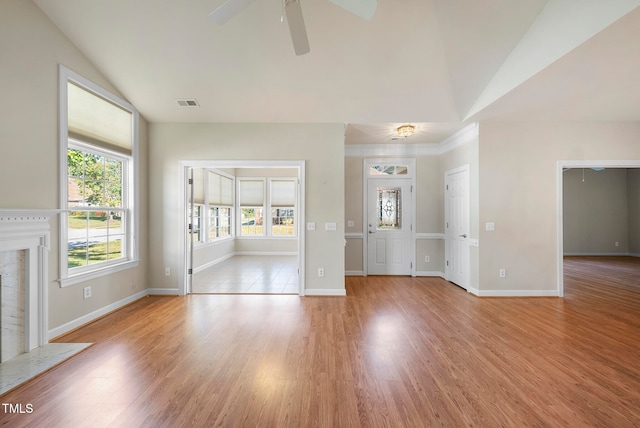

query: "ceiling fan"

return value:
[209, 0, 377, 56]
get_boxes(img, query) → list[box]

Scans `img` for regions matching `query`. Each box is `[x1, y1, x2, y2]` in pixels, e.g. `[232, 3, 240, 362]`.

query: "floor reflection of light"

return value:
[364, 313, 410, 355]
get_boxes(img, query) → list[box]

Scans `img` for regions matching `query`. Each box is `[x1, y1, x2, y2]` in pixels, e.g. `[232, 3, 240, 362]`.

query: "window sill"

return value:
[59, 259, 139, 288]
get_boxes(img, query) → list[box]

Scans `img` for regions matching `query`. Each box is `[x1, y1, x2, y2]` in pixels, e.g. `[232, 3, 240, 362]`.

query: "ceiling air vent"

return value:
[176, 99, 199, 107]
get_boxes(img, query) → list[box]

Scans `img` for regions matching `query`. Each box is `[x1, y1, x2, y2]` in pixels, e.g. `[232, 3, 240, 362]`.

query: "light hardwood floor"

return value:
[1, 257, 639, 427]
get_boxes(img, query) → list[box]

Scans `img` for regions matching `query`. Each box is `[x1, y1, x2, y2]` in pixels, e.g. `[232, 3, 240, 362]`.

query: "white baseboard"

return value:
[48, 288, 181, 340]
[147, 288, 180, 295]
[234, 251, 297, 256]
[345, 270, 364, 276]
[48, 289, 149, 340]
[630, 253, 640, 258]
[193, 253, 234, 273]
[305, 288, 347, 296]
[415, 271, 445, 277]
[473, 289, 559, 297]
[564, 252, 630, 256]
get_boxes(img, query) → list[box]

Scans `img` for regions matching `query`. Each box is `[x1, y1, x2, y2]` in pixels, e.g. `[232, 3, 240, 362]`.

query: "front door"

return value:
[367, 178, 413, 275]
[445, 166, 470, 289]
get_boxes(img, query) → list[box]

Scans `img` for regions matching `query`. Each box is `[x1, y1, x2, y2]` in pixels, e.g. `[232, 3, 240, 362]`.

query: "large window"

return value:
[208, 171, 234, 239]
[238, 180, 265, 236]
[60, 65, 138, 285]
[270, 179, 296, 236]
[237, 177, 297, 237]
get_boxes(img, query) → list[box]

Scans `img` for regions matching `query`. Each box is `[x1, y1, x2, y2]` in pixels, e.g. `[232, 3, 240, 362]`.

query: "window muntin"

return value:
[271, 208, 295, 235]
[67, 144, 128, 270]
[209, 207, 231, 239]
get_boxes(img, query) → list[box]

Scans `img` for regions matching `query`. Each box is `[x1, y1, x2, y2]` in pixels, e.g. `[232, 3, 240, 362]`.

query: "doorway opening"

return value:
[556, 161, 640, 296]
[178, 160, 306, 296]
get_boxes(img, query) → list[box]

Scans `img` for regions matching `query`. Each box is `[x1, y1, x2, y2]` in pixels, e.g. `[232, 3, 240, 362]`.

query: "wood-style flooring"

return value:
[1, 256, 640, 427]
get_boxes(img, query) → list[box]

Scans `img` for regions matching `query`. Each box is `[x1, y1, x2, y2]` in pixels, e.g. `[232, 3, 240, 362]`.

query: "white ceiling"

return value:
[33, 0, 640, 145]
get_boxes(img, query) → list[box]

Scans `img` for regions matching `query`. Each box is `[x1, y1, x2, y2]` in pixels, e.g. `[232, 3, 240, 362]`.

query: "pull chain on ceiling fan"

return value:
[209, 0, 377, 56]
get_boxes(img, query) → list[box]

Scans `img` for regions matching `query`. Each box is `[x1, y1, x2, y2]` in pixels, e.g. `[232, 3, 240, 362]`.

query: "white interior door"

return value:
[367, 178, 412, 275]
[445, 167, 470, 289]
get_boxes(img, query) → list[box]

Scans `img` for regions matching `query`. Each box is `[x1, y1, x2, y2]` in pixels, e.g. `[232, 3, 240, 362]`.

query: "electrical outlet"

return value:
[165, 267, 171, 276]
[425, 256, 430, 262]
[615, 241, 619, 247]
[499, 269, 506, 278]
[83, 286, 92, 299]
[318, 268, 324, 277]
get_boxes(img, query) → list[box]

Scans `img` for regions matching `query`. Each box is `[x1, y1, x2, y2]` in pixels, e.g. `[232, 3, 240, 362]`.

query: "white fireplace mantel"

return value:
[0, 209, 60, 354]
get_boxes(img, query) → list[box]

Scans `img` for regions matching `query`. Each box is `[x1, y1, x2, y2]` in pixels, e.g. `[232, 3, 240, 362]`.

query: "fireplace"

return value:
[0, 211, 55, 362]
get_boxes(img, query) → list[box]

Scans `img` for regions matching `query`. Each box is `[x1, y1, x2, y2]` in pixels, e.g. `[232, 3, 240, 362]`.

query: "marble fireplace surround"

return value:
[0, 210, 56, 360]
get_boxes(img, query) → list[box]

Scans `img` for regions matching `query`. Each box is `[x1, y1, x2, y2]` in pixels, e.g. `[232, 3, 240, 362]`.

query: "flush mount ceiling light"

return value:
[397, 124, 415, 138]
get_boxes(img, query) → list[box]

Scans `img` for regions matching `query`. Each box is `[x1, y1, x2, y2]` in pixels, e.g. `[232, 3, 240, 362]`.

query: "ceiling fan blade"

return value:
[208, 0, 256, 25]
[328, 0, 377, 20]
[285, 0, 310, 56]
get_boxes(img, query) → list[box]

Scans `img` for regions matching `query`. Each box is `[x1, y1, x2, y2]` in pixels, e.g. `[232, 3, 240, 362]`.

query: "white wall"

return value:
[0, 0, 149, 333]
[149, 123, 345, 294]
[478, 121, 640, 294]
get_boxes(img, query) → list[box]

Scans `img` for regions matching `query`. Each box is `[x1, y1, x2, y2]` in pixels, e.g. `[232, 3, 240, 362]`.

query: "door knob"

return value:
[459, 234, 467, 238]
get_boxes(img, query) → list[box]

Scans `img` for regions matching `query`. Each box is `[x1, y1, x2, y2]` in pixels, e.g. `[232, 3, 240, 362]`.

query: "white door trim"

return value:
[362, 158, 416, 276]
[556, 160, 640, 297]
[178, 160, 306, 296]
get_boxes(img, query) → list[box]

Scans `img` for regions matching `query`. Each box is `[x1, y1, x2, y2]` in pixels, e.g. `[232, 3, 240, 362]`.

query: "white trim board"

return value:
[470, 289, 559, 297]
[564, 252, 631, 257]
[305, 288, 347, 296]
[345, 271, 364, 276]
[415, 271, 445, 277]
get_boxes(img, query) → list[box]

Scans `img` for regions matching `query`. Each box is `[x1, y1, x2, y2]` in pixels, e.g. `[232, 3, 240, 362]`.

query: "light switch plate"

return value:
[307, 222, 316, 231]
[486, 222, 495, 231]
[325, 222, 337, 231]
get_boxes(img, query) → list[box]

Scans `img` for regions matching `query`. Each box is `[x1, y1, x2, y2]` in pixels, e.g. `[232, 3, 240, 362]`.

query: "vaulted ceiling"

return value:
[34, 0, 640, 144]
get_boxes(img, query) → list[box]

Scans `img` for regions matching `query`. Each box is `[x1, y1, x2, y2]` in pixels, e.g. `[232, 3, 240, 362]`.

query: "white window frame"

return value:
[237, 178, 266, 237]
[206, 169, 234, 243]
[268, 178, 297, 238]
[59, 65, 139, 287]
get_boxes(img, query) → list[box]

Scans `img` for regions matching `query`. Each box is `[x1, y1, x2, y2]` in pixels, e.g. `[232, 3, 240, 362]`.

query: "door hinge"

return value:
[188, 268, 193, 275]
[188, 178, 193, 185]
[188, 223, 193, 230]
[446, 184, 449, 190]
[446, 260, 449, 266]
[411, 185, 414, 193]
[410, 262, 413, 269]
